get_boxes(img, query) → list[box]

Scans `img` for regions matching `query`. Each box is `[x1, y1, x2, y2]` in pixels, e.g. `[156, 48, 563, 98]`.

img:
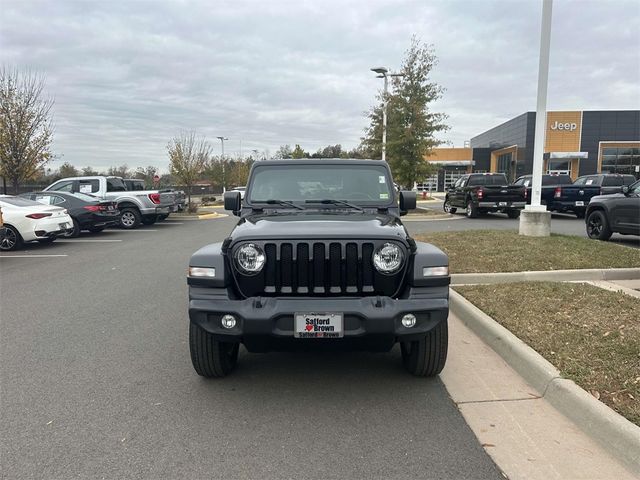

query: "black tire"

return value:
[401, 320, 448, 377]
[88, 226, 104, 233]
[189, 322, 239, 378]
[574, 209, 585, 219]
[141, 215, 157, 225]
[586, 210, 612, 240]
[443, 198, 457, 214]
[119, 208, 142, 229]
[506, 209, 520, 219]
[63, 218, 81, 238]
[466, 200, 479, 218]
[37, 237, 56, 244]
[0, 225, 23, 251]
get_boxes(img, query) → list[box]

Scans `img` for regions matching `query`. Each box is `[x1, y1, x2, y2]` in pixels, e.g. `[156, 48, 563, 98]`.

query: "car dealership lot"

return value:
[1, 213, 636, 479]
[0, 216, 502, 479]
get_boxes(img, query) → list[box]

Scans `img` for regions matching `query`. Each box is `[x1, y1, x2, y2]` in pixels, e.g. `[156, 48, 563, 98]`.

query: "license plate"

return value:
[498, 202, 508, 207]
[294, 312, 343, 338]
[575, 201, 584, 206]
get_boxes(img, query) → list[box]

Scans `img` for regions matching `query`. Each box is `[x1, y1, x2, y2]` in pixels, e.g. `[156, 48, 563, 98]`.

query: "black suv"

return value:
[585, 180, 640, 241]
[187, 159, 450, 377]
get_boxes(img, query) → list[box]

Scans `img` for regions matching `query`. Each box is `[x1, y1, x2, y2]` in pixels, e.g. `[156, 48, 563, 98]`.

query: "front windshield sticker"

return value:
[379, 176, 386, 184]
[380, 193, 389, 199]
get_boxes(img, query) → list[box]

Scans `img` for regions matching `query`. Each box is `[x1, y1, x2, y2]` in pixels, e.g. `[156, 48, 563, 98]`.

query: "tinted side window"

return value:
[622, 176, 635, 186]
[602, 176, 622, 186]
[50, 181, 73, 192]
[106, 178, 126, 192]
[467, 176, 486, 186]
[582, 176, 599, 186]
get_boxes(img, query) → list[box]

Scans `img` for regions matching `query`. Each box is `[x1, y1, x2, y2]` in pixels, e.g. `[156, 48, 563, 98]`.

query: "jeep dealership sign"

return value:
[550, 121, 577, 131]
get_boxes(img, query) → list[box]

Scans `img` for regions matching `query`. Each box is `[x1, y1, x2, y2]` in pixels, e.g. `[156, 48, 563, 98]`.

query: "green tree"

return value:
[291, 144, 308, 158]
[134, 165, 158, 189]
[106, 164, 130, 178]
[0, 68, 54, 193]
[361, 37, 447, 187]
[58, 162, 79, 178]
[168, 131, 210, 206]
[81, 166, 99, 176]
[274, 145, 293, 159]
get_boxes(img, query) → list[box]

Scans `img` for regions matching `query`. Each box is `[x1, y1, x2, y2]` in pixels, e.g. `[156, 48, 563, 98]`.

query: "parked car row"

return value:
[444, 173, 637, 220]
[42, 175, 185, 229]
[0, 175, 189, 250]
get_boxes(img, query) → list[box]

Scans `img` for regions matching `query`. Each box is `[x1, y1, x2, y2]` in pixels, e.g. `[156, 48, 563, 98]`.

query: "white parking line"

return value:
[115, 229, 158, 232]
[56, 239, 123, 243]
[156, 222, 184, 225]
[0, 254, 68, 258]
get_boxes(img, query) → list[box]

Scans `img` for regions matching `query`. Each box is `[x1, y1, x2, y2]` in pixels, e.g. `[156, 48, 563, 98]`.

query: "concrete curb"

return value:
[450, 289, 640, 472]
[451, 267, 640, 285]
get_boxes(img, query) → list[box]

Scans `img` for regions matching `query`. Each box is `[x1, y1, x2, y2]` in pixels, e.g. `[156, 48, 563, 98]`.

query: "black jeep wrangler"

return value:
[187, 159, 450, 377]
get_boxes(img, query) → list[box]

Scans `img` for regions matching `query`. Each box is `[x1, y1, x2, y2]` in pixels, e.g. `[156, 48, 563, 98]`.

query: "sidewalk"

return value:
[441, 313, 636, 479]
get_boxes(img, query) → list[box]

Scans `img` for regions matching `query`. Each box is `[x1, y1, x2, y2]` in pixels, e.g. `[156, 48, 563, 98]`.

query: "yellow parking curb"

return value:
[198, 212, 227, 219]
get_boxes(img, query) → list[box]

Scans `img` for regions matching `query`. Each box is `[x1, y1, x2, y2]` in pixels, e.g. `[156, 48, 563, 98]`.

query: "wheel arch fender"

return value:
[188, 242, 227, 288]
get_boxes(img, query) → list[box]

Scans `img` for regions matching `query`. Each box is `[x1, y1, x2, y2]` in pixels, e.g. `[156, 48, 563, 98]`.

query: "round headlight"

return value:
[235, 243, 265, 275]
[373, 242, 404, 274]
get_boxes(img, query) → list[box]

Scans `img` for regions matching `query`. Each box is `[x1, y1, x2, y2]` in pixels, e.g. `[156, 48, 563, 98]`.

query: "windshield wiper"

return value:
[259, 199, 305, 210]
[305, 199, 364, 212]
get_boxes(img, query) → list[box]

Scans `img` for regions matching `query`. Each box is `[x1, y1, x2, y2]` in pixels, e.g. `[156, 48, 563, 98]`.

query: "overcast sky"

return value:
[1, 0, 639, 172]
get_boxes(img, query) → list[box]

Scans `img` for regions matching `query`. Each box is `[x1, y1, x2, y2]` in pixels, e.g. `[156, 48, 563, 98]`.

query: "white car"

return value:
[230, 186, 246, 200]
[0, 195, 73, 251]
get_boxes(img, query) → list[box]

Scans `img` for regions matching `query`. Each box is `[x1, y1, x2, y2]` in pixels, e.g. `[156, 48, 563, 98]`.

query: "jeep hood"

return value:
[229, 212, 408, 242]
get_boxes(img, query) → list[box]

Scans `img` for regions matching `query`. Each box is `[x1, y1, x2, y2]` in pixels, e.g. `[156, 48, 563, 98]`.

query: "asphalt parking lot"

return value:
[0, 216, 503, 480]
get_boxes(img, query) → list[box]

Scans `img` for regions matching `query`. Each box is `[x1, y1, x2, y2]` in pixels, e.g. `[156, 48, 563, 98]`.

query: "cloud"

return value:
[1, 0, 638, 171]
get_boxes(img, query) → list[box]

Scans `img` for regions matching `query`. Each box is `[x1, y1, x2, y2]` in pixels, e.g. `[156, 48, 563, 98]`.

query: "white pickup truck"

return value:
[44, 176, 174, 229]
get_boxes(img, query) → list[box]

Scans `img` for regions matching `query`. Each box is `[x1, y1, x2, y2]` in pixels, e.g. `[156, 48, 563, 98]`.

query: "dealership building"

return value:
[424, 110, 640, 190]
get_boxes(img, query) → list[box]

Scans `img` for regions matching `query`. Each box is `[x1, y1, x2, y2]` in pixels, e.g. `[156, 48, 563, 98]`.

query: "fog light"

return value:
[221, 315, 236, 329]
[402, 313, 417, 328]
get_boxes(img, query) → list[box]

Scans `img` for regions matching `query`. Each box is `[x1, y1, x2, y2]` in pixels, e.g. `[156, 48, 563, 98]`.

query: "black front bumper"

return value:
[189, 287, 449, 351]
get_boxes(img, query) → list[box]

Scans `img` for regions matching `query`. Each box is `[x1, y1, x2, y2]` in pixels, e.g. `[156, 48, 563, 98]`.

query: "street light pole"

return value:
[217, 136, 228, 193]
[519, 0, 553, 237]
[371, 67, 403, 162]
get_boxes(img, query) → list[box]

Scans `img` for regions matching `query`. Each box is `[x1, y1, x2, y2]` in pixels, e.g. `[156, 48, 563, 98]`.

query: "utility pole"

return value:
[371, 67, 403, 162]
[217, 136, 228, 193]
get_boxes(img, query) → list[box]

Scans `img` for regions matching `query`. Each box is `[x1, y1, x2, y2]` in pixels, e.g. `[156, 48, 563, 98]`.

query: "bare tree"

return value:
[0, 68, 54, 193]
[167, 131, 211, 208]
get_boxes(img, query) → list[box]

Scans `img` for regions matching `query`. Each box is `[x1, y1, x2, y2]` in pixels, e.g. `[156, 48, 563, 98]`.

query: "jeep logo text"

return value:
[550, 121, 577, 131]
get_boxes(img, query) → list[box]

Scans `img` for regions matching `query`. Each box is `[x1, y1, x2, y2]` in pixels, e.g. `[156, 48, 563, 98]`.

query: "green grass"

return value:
[415, 230, 640, 273]
[455, 282, 640, 426]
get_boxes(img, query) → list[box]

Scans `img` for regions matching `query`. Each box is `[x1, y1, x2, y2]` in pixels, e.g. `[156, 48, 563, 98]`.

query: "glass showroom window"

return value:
[601, 147, 640, 176]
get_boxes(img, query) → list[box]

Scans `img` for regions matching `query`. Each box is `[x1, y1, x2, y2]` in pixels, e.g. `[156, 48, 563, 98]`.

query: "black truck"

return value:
[443, 173, 526, 218]
[187, 159, 450, 377]
[573, 174, 637, 196]
[512, 174, 600, 218]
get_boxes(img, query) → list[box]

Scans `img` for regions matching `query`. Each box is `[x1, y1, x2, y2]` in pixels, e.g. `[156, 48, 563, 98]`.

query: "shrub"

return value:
[187, 202, 199, 213]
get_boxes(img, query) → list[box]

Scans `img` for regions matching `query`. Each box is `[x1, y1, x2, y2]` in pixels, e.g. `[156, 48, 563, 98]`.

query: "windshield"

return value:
[247, 164, 393, 205]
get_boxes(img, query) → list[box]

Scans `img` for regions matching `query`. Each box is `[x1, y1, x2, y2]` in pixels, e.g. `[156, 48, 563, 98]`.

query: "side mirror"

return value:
[622, 185, 629, 195]
[399, 190, 416, 216]
[224, 191, 241, 215]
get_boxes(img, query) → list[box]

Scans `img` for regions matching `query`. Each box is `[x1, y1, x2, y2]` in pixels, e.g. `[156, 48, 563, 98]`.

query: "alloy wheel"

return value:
[587, 216, 602, 236]
[0, 228, 17, 250]
[121, 212, 135, 227]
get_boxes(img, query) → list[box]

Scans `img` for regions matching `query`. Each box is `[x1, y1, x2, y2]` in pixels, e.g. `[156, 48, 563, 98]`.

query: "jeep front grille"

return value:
[231, 240, 405, 297]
